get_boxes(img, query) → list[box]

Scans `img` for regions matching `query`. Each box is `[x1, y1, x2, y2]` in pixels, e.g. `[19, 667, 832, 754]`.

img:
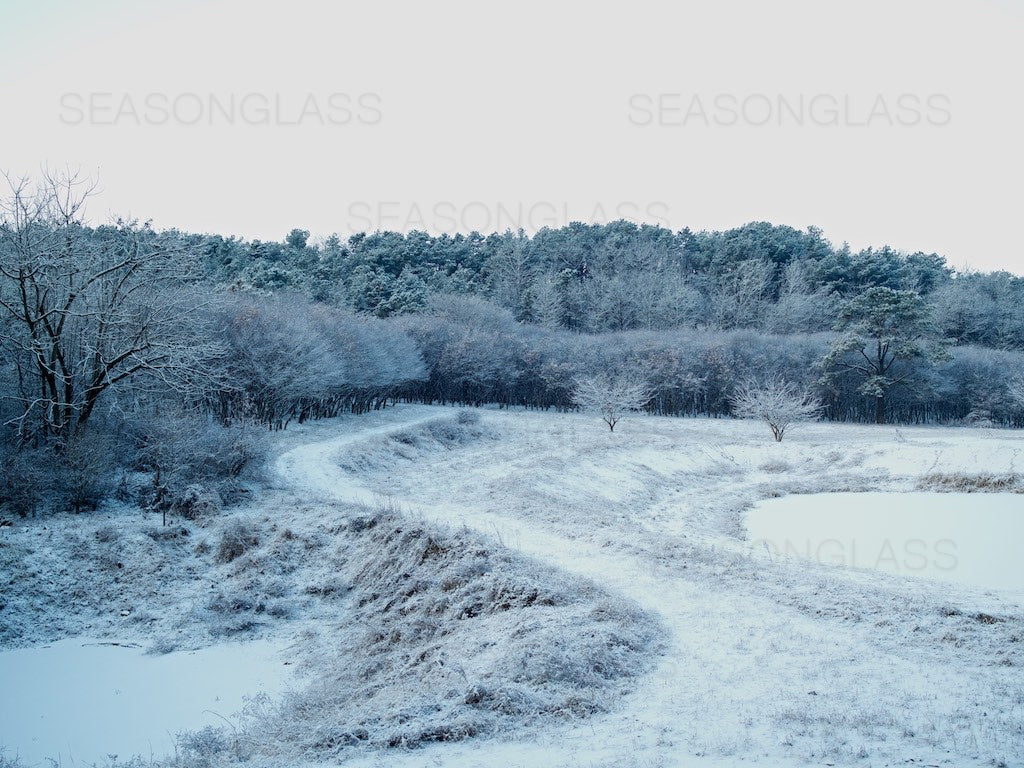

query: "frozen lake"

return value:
[746, 492, 1024, 593]
[0, 637, 292, 766]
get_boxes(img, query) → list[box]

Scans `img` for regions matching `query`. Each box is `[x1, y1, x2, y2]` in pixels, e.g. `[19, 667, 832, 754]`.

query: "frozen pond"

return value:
[0, 637, 292, 766]
[746, 492, 1024, 593]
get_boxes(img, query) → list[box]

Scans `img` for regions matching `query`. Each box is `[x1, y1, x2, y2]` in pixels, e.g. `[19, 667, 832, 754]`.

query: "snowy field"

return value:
[2, 405, 1023, 767]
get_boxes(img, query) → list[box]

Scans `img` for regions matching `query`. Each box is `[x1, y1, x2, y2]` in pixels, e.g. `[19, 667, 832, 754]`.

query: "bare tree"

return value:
[709, 258, 774, 329]
[572, 372, 651, 431]
[0, 170, 216, 447]
[486, 231, 536, 321]
[530, 273, 563, 329]
[731, 375, 822, 441]
[765, 260, 838, 334]
[1009, 375, 1024, 412]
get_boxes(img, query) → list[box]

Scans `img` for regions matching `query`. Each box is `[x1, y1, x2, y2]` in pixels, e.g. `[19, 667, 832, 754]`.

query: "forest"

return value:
[1, 172, 1023, 516]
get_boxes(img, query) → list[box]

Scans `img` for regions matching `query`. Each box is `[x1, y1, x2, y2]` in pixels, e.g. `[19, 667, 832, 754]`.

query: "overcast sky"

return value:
[2, 0, 1021, 273]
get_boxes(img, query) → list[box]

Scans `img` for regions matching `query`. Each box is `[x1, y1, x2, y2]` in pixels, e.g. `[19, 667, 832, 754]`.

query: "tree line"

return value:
[1, 172, 1022, 516]
[195, 220, 1024, 350]
[394, 296, 1023, 425]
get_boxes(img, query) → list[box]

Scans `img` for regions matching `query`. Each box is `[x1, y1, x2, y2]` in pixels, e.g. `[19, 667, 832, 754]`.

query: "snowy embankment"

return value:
[0, 406, 662, 767]
[276, 407, 1024, 768]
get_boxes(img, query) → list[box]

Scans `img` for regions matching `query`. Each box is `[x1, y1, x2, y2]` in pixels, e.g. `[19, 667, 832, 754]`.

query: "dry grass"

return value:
[916, 471, 1023, 493]
[239, 511, 663, 760]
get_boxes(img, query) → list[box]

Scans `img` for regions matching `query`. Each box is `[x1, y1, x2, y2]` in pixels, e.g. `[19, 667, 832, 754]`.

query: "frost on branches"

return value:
[572, 373, 652, 432]
[731, 374, 822, 442]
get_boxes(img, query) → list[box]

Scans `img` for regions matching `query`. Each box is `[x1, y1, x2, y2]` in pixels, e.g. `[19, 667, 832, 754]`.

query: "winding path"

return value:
[273, 405, 1009, 768]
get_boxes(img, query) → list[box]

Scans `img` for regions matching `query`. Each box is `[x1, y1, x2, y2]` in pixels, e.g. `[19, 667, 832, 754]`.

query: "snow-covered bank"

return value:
[287, 408, 1024, 768]
[1, 407, 661, 766]
[746, 491, 1024, 593]
[0, 637, 290, 766]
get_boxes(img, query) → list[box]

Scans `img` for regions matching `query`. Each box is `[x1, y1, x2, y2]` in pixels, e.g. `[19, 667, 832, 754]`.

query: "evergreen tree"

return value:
[824, 287, 950, 424]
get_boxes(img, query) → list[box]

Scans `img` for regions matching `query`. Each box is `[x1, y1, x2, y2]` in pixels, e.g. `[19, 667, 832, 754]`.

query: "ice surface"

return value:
[0, 637, 291, 766]
[746, 491, 1024, 593]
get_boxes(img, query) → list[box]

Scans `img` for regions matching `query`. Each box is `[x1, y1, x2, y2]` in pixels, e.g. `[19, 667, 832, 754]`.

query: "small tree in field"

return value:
[731, 375, 822, 442]
[572, 372, 652, 431]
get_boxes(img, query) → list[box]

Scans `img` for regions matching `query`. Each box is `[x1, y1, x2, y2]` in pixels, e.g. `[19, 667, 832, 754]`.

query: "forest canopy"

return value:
[198, 220, 1023, 350]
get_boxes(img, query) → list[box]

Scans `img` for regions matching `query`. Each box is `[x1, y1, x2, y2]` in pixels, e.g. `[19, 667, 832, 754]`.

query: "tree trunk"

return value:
[875, 395, 885, 425]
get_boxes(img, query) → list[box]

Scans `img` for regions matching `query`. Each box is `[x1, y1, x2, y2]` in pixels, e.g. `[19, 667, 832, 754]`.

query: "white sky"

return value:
[2, 0, 1021, 273]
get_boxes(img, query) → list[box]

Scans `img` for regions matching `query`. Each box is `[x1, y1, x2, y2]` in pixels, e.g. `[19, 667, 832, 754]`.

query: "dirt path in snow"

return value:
[274, 406, 1014, 768]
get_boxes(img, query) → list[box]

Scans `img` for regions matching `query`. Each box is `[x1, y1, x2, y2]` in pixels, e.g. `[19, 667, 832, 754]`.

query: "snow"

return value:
[4, 406, 1024, 767]
[0, 637, 291, 766]
[271, 408, 1024, 767]
[746, 491, 1024, 593]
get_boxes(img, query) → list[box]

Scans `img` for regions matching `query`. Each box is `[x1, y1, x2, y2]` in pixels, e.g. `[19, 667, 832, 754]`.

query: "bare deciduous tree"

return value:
[486, 230, 536, 322]
[572, 372, 652, 431]
[0, 170, 216, 447]
[731, 375, 822, 442]
[1009, 376, 1024, 412]
[709, 258, 774, 329]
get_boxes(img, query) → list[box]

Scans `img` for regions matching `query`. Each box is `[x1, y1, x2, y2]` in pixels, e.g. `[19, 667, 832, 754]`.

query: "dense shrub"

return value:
[216, 518, 261, 563]
[397, 305, 1024, 425]
[0, 447, 54, 517]
[0, 432, 116, 516]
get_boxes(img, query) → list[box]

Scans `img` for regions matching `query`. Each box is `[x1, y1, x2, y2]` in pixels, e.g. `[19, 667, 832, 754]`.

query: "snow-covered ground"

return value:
[2, 405, 1023, 767]
[283, 406, 1024, 767]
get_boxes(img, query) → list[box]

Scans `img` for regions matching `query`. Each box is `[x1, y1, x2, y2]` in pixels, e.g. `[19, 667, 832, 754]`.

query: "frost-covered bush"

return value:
[146, 636, 179, 655]
[456, 409, 481, 426]
[0, 432, 115, 515]
[170, 484, 223, 521]
[731, 374, 822, 442]
[425, 414, 486, 444]
[216, 518, 260, 563]
[135, 412, 266, 482]
[0, 447, 53, 517]
[962, 410, 995, 428]
[207, 589, 258, 614]
[917, 472, 1022, 493]
[243, 512, 662, 756]
[0, 751, 28, 768]
[759, 458, 793, 473]
[175, 726, 237, 767]
[185, 422, 268, 483]
[122, 409, 268, 518]
[60, 432, 118, 512]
